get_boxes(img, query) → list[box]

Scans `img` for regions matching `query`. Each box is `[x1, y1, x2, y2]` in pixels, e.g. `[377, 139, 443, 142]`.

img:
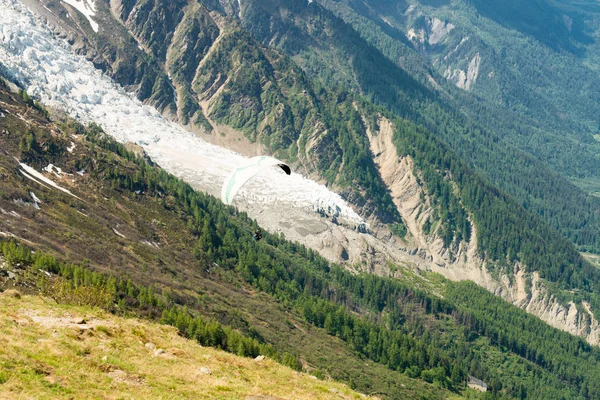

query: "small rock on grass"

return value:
[145, 342, 156, 350]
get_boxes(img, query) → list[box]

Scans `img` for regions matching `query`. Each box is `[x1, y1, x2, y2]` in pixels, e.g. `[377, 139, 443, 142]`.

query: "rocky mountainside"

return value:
[7, 0, 600, 348]
[222, 0, 600, 253]
[23, 0, 600, 252]
[0, 80, 455, 399]
[314, 0, 600, 251]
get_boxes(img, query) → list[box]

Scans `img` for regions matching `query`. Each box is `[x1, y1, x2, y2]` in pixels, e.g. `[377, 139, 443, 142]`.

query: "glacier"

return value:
[0, 0, 367, 239]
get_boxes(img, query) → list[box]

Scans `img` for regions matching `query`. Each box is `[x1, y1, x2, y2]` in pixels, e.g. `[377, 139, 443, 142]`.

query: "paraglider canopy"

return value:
[221, 156, 291, 205]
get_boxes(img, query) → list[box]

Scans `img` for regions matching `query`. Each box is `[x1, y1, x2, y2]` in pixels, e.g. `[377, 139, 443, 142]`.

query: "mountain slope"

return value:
[0, 80, 456, 399]
[314, 0, 600, 251]
[21, 0, 600, 254]
[3, 72, 600, 398]
[6, 0, 600, 346]
[222, 0, 600, 253]
[0, 292, 369, 399]
[311, 0, 600, 183]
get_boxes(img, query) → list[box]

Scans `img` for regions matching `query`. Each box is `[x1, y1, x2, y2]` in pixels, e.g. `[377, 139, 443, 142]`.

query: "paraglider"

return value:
[220, 156, 291, 205]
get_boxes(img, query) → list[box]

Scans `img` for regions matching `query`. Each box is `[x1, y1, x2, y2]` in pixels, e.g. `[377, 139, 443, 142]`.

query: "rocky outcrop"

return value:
[483, 268, 600, 345]
[429, 17, 455, 45]
[402, 10, 480, 91]
[406, 17, 454, 46]
[366, 116, 477, 270]
[444, 52, 480, 90]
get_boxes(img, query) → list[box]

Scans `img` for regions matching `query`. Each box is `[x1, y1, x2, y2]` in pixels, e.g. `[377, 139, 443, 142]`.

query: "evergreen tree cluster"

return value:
[389, 113, 600, 315]
[0, 240, 302, 371]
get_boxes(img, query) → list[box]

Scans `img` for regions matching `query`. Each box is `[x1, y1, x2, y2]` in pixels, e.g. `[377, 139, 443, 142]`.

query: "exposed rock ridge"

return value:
[366, 115, 600, 345]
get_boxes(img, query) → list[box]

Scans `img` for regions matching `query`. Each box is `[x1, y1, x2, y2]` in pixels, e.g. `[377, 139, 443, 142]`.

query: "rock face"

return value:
[473, 268, 600, 345]
[365, 115, 600, 345]
[428, 17, 455, 45]
[406, 17, 455, 46]
[402, 9, 481, 91]
[444, 53, 481, 90]
[366, 116, 478, 271]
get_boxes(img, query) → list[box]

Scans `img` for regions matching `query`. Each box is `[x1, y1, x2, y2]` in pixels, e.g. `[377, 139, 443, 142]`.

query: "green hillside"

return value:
[313, 0, 600, 252]
[0, 292, 371, 399]
[2, 78, 600, 398]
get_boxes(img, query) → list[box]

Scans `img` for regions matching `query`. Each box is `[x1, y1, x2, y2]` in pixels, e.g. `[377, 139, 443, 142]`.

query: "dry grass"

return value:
[0, 291, 373, 399]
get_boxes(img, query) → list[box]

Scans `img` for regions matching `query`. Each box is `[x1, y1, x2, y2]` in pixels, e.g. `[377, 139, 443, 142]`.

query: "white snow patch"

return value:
[0, 0, 365, 230]
[0, 112, 5, 118]
[112, 228, 125, 238]
[60, 0, 98, 33]
[141, 240, 160, 249]
[76, 169, 85, 176]
[76, 209, 88, 217]
[20, 169, 53, 191]
[19, 162, 80, 199]
[43, 163, 63, 177]
[30, 191, 41, 208]
[67, 141, 76, 152]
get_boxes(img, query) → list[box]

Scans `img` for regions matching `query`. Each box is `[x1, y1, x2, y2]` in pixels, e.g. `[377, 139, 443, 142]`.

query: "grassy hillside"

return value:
[0, 291, 369, 399]
[3, 80, 600, 398]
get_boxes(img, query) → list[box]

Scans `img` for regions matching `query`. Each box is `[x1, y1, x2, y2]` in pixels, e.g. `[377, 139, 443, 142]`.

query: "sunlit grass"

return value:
[0, 292, 373, 399]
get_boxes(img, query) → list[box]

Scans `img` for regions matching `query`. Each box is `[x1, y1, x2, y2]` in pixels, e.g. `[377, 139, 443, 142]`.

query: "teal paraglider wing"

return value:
[221, 156, 291, 205]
